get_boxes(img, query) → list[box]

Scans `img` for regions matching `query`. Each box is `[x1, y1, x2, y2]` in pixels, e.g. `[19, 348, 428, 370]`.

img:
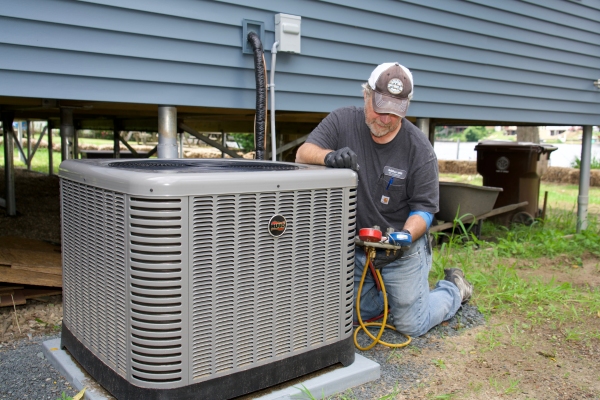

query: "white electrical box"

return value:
[275, 13, 301, 53]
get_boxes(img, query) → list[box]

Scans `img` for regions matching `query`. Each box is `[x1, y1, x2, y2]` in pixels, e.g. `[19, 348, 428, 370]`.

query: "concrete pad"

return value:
[252, 354, 379, 399]
[43, 338, 379, 400]
[42, 338, 113, 400]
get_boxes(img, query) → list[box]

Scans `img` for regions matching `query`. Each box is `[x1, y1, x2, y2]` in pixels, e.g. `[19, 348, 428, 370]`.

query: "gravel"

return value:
[0, 304, 485, 400]
[0, 333, 79, 400]
[345, 303, 486, 399]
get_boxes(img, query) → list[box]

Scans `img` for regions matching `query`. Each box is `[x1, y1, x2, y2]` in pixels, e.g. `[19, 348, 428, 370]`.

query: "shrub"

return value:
[570, 156, 600, 169]
[228, 133, 255, 152]
[463, 126, 489, 142]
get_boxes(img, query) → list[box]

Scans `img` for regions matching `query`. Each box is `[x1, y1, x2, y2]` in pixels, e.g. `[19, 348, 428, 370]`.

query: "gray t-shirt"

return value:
[306, 106, 439, 232]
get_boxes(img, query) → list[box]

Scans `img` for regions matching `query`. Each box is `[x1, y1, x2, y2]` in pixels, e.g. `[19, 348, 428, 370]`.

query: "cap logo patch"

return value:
[387, 78, 403, 95]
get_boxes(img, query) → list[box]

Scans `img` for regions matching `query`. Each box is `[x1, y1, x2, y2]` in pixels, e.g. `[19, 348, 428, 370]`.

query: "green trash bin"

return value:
[474, 140, 557, 224]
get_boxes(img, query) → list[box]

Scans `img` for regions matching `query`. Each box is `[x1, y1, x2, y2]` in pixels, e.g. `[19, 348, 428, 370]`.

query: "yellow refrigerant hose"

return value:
[354, 246, 412, 350]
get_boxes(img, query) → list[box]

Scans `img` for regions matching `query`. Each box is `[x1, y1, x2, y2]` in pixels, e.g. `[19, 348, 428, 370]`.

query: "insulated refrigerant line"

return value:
[247, 31, 267, 160]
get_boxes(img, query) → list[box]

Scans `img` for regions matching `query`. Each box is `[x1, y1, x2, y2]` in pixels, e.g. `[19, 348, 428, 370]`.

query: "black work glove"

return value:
[324, 147, 358, 171]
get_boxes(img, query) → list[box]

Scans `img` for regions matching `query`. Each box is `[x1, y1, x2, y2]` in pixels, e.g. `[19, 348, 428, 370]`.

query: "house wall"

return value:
[0, 0, 599, 125]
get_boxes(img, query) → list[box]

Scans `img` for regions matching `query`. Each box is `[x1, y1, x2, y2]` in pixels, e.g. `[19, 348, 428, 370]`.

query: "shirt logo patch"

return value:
[383, 166, 406, 179]
[381, 195, 390, 205]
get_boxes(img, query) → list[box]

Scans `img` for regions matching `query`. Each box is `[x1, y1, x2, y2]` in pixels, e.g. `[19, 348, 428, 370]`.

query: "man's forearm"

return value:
[402, 215, 427, 241]
[295, 143, 331, 165]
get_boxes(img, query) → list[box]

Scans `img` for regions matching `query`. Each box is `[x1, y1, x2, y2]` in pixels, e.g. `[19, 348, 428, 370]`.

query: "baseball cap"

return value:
[367, 62, 414, 117]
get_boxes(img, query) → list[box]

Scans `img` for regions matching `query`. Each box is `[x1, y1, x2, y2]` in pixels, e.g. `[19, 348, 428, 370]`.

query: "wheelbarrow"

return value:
[430, 181, 530, 238]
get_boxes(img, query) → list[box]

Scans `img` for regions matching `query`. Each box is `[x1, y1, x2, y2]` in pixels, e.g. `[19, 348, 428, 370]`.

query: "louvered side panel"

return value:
[274, 192, 294, 356]
[234, 194, 259, 367]
[213, 195, 236, 373]
[127, 196, 188, 389]
[309, 191, 328, 346]
[189, 196, 216, 379]
[105, 190, 128, 375]
[344, 188, 358, 335]
[60, 180, 127, 377]
[190, 187, 353, 383]
[324, 189, 344, 340]
[254, 193, 276, 362]
[291, 192, 312, 351]
[87, 187, 105, 366]
[61, 180, 81, 342]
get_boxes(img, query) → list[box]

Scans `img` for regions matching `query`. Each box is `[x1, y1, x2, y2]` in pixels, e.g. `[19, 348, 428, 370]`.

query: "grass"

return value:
[432, 172, 600, 350]
[541, 182, 600, 209]
[440, 174, 600, 210]
[428, 394, 457, 399]
[438, 225, 600, 320]
[0, 137, 140, 175]
[0, 144, 62, 174]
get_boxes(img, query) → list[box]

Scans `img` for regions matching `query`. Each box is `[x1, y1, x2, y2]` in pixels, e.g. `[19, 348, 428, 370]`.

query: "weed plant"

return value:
[490, 210, 600, 261]
[570, 155, 600, 169]
[432, 207, 600, 341]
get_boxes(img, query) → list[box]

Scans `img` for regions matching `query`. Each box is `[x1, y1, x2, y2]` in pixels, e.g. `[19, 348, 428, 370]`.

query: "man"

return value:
[295, 62, 473, 337]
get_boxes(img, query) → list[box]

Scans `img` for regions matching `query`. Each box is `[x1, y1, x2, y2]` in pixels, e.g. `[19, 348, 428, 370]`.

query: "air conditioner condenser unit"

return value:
[58, 158, 358, 399]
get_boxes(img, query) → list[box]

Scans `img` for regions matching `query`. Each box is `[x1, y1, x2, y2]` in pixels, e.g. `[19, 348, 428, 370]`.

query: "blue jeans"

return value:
[354, 235, 462, 337]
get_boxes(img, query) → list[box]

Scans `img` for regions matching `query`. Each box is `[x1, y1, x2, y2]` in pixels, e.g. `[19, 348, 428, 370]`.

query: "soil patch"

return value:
[0, 169, 60, 243]
[513, 255, 600, 289]
[400, 318, 600, 399]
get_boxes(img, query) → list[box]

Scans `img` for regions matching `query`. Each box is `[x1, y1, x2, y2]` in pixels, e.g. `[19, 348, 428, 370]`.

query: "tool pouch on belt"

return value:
[371, 249, 404, 269]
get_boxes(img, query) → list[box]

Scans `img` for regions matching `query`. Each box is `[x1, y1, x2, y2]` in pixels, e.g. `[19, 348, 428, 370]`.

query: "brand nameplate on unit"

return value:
[268, 215, 287, 237]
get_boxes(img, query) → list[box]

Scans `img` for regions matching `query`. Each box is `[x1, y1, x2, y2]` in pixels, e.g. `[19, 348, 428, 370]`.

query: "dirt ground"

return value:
[398, 254, 600, 399]
[1, 167, 599, 399]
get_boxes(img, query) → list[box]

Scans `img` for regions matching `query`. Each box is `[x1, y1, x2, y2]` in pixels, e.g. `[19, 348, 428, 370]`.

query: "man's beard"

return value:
[365, 115, 401, 138]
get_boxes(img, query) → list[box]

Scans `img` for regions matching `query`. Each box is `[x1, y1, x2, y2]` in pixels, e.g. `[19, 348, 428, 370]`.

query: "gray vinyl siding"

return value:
[0, 0, 599, 125]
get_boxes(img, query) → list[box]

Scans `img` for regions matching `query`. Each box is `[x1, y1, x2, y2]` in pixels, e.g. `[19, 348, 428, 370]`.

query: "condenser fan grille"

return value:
[107, 159, 299, 172]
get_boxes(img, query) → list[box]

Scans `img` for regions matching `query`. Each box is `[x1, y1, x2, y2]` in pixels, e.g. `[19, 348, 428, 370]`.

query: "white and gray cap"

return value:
[367, 62, 414, 117]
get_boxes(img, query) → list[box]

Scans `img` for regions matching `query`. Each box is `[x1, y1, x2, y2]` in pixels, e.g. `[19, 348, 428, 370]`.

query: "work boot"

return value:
[444, 268, 473, 303]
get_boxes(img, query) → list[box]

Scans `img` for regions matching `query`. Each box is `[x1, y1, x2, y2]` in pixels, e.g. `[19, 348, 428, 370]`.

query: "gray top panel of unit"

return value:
[58, 159, 358, 196]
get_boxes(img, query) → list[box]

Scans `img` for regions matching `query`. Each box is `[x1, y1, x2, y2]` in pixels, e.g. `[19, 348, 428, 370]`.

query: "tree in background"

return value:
[229, 133, 254, 152]
[516, 126, 540, 143]
[463, 126, 489, 142]
[435, 126, 497, 142]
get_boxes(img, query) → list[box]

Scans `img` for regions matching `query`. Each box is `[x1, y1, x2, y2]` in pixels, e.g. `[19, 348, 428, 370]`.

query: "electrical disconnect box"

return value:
[275, 13, 301, 53]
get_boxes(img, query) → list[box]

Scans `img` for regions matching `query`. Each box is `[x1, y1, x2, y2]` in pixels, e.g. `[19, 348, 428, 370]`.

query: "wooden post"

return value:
[26, 120, 32, 170]
[113, 119, 121, 159]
